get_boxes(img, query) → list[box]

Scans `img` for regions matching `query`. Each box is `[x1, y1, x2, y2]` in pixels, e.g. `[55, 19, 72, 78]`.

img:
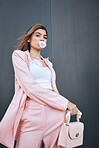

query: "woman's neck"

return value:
[29, 49, 41, 60]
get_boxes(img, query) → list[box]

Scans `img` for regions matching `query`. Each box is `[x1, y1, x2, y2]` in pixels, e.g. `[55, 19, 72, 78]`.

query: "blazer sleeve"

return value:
[12, 50, 68, 111]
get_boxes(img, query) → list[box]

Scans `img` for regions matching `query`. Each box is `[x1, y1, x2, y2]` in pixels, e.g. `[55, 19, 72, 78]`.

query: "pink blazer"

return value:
[0, 50, 68, 148]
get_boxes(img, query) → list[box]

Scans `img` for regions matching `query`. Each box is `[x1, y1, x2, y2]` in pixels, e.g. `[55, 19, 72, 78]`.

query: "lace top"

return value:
[29, 59, 53, 89]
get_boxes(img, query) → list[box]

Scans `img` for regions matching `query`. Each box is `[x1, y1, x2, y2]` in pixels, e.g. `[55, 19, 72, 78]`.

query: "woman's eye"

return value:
[44, 37, 47, 39]
[36, 35, 40, 37]
[36, 35, 47, 39]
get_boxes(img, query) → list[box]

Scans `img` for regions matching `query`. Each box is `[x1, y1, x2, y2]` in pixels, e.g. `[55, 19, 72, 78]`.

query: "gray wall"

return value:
[0, 0, 99, 147]
[0, 0, 51, 147]
[51, 0, 99, 147]
[0, 0, 51, 118]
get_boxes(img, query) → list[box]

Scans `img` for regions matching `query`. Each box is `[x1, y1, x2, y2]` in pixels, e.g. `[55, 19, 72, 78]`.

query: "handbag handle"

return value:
[65, 109, 82, 124]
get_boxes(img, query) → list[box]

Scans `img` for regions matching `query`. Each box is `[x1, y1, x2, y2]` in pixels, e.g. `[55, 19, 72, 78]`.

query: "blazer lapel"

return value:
[25, 50, 55, 91]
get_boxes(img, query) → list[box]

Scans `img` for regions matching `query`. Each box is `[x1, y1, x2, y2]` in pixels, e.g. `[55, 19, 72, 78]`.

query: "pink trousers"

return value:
[15, 99, 66, 148]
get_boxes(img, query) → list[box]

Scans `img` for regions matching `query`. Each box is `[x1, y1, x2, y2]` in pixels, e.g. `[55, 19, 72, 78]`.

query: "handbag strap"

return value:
[65, 109, 82, 124]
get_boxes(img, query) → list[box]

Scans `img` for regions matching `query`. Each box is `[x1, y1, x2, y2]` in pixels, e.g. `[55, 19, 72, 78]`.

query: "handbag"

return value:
[57, 110, 84, 148]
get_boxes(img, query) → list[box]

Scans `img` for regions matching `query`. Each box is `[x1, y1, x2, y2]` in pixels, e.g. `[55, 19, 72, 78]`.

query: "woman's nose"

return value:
[40, 36, 44, 41]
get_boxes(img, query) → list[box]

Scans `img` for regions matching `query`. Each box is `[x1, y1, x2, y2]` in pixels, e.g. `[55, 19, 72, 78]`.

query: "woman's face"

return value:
[29, 29, 47, 50]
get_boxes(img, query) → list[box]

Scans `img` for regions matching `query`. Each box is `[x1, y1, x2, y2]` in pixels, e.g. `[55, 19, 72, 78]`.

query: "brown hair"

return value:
[15, 24, 48, 51]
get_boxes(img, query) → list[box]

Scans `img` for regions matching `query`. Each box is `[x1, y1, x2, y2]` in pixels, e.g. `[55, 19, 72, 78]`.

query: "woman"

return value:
[0, 24, 80, 148]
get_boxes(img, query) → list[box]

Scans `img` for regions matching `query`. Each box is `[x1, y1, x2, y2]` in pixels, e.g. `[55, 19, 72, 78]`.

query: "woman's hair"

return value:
[15, 24, 48, 51]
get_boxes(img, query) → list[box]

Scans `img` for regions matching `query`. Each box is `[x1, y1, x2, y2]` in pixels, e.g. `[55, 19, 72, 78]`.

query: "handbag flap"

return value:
[68, 122, 84, 140]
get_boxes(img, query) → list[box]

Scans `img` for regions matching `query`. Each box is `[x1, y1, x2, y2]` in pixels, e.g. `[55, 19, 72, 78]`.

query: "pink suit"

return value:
[0, 50, 68, 148]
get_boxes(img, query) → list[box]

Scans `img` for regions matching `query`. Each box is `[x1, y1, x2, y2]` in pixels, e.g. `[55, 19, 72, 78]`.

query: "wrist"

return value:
[67, 100, 70, 109]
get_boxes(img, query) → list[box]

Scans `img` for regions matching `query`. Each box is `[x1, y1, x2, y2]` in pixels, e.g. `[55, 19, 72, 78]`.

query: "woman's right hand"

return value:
[67, 100, 78, 116]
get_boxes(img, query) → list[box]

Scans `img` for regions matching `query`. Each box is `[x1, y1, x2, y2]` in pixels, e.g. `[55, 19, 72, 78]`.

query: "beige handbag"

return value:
[57, 110, 84, 148]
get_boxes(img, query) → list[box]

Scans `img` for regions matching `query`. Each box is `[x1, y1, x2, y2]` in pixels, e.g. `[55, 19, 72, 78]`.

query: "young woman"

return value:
[0, 24, 81, 148]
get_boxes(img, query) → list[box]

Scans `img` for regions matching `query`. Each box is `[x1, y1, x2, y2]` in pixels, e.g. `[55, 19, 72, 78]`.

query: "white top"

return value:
[29, 59, 53, 89]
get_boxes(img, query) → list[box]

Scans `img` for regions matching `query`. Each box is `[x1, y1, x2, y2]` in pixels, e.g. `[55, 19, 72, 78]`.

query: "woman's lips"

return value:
[39, 41, 46, 48]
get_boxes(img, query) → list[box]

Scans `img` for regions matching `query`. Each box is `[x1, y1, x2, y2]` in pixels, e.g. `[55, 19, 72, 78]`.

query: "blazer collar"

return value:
[25, 50, 55, 91]
[25, 50, 50, 66]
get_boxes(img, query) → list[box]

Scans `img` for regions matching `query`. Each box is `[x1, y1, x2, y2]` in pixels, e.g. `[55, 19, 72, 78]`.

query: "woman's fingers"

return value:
[70, 106, 78, 116]
[67, 101, 76, 111]
[67, 101, 82, 117]
[70, 109, 77, 116]
[76, 109, 82, 121]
